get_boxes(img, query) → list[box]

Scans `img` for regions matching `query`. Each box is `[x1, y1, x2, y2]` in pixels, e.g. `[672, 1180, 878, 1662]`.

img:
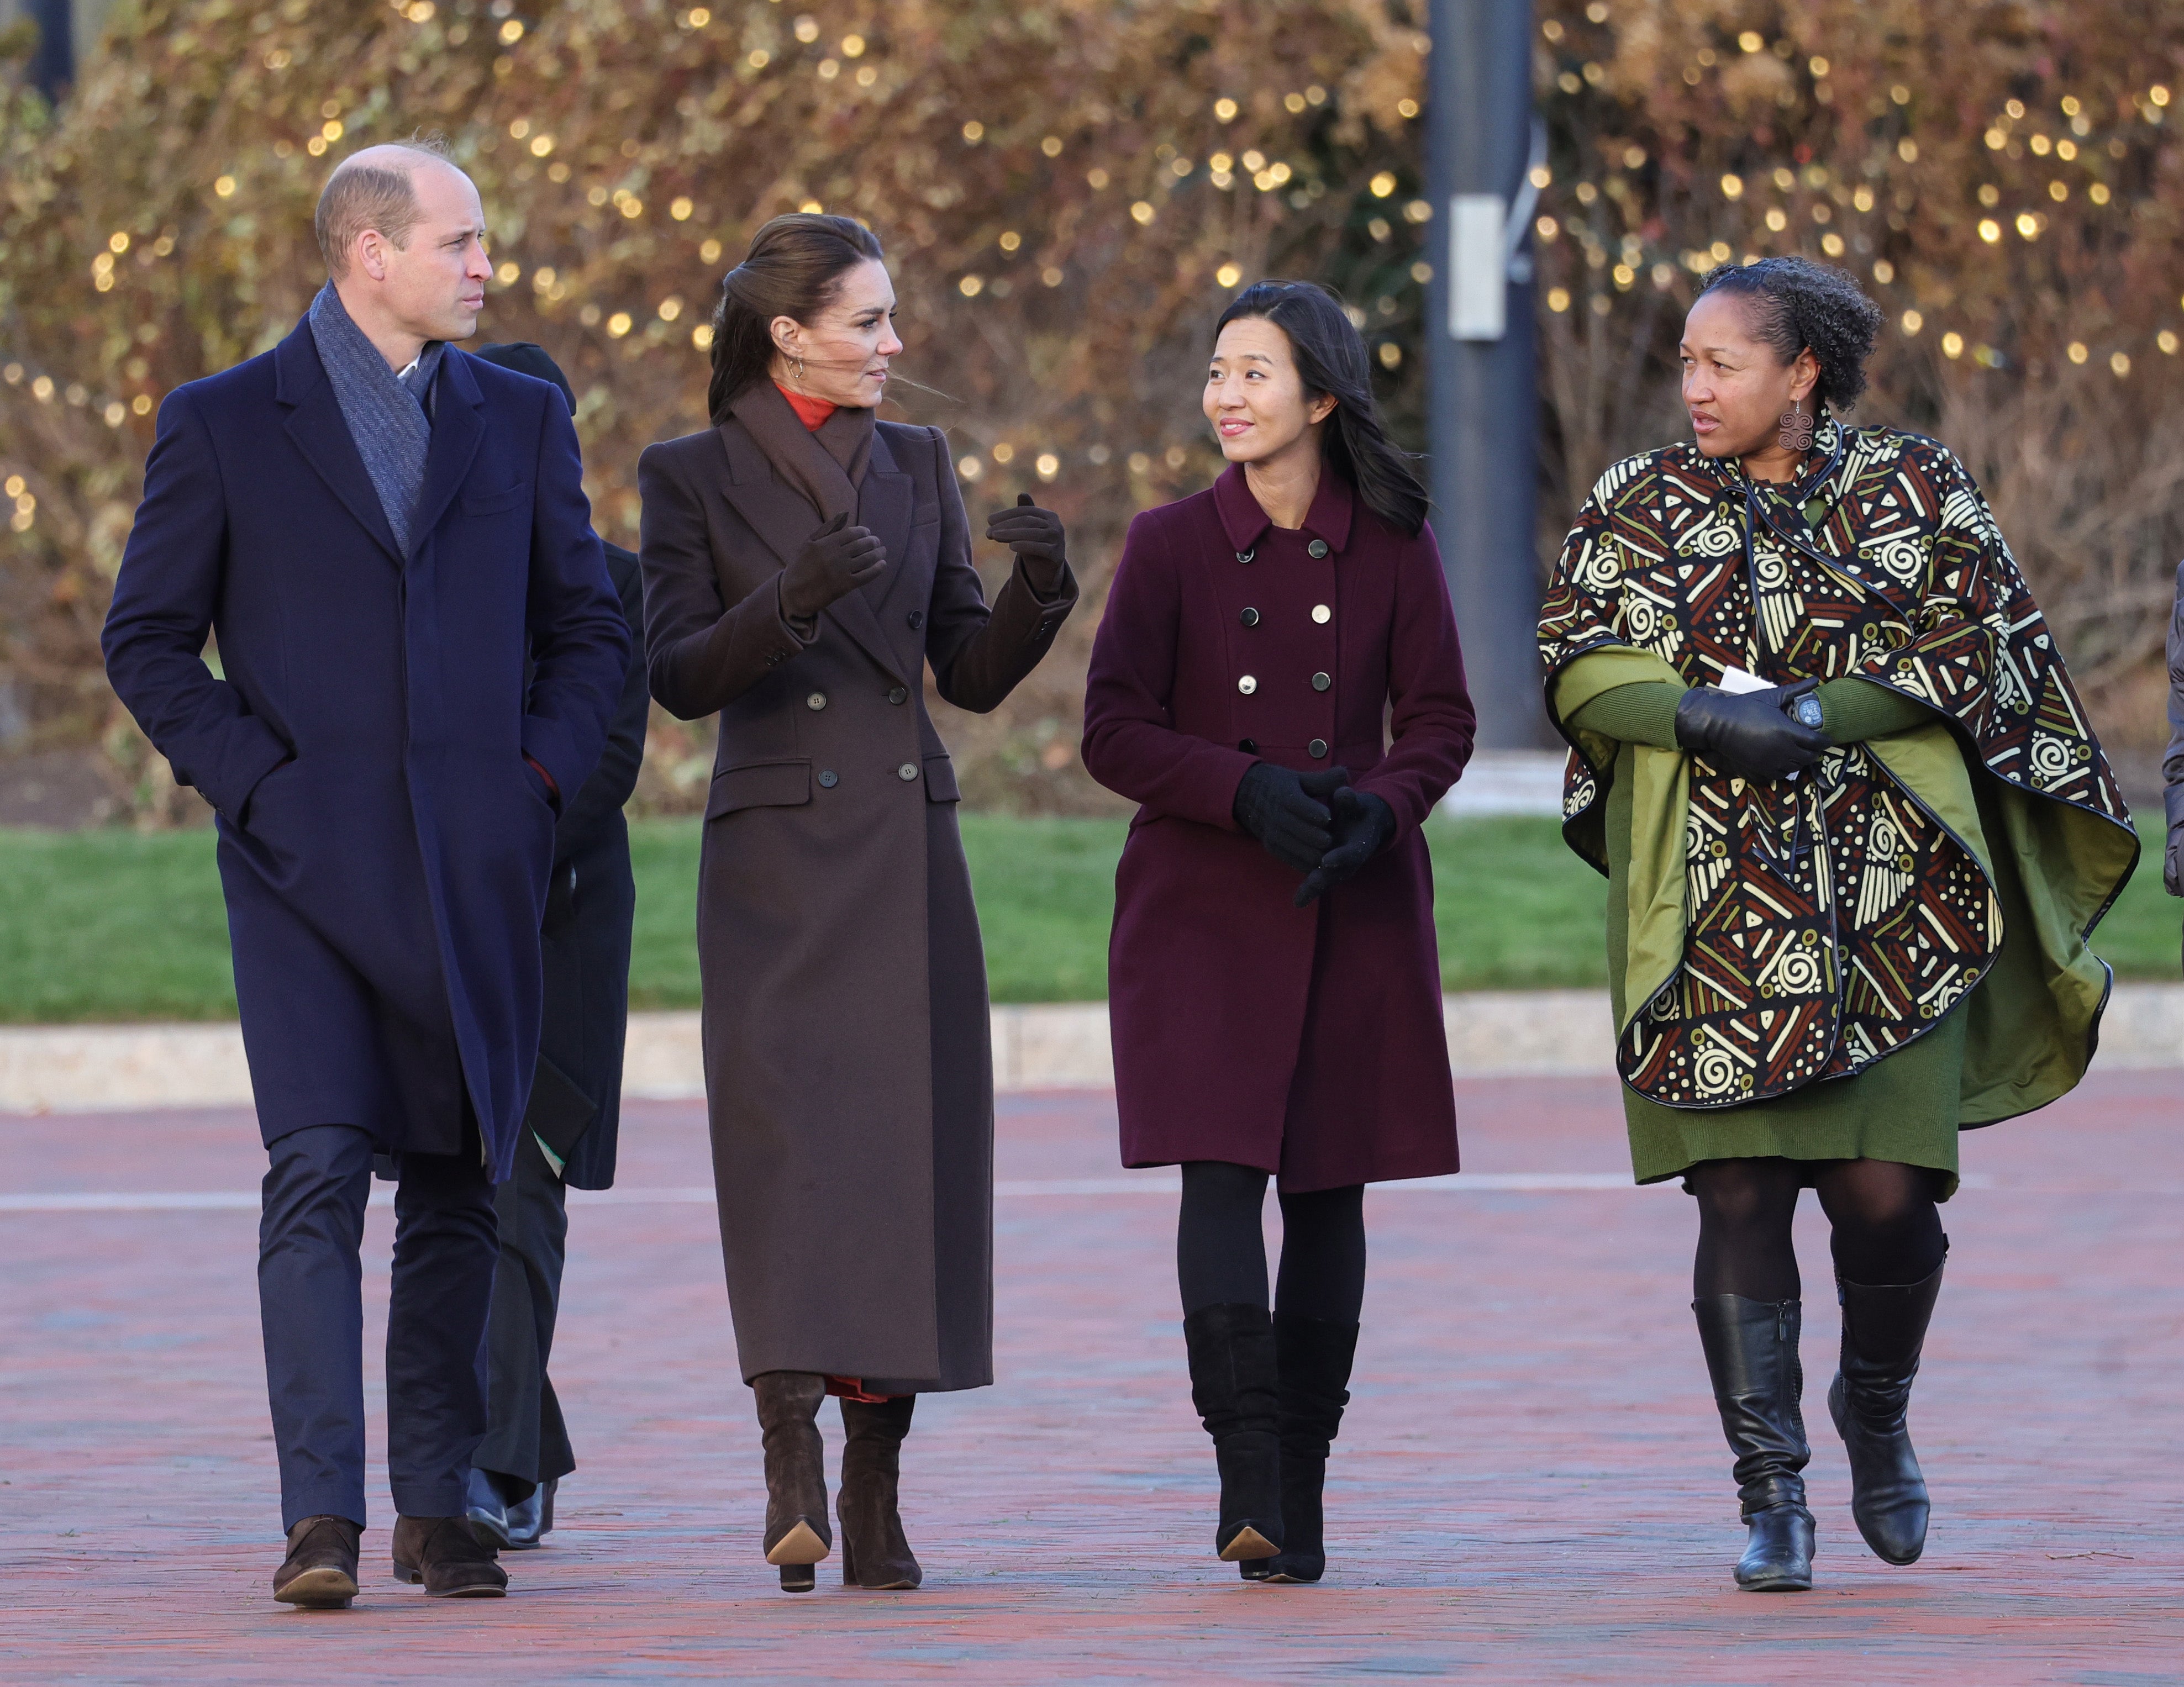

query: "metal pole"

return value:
[1426, 0, 1548, 748]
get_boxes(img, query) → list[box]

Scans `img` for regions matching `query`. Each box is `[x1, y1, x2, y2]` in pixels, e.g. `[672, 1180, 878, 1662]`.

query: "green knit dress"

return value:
[1570, 676, 1968, 1198]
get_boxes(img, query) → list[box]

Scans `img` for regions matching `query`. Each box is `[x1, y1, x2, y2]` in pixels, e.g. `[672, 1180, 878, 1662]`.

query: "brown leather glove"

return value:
[986, 493, 1068, 597]
[780, 512, 887, 621]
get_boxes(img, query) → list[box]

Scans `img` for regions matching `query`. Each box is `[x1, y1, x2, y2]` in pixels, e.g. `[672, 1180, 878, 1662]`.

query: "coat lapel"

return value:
[855, 428, 919, 672]
[273, 322, 403, 567]
[715, 419, 908, 684]
[409, 349, 486, 552]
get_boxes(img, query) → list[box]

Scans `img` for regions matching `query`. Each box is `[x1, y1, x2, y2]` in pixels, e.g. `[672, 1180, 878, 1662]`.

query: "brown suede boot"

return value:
[838, 1395, 920, 1589]
[752, 1371, 832, 1591]
[273, 1515, 360, 1608]
[391, 1515, 508, 1598]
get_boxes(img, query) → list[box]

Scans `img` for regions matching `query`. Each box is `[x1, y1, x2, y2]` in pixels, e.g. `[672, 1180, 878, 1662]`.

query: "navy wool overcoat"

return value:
[102, 320, 629, 1180]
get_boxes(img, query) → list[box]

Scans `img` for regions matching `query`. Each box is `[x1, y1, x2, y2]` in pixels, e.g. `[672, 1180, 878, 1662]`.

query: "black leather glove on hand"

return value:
[780, 512, 888, 621]
[1296, 786, 1396, 907]
[986, 492, 1069, 596]
[1233, 763, 1350, 876]
[1673, 677, 1832, 783]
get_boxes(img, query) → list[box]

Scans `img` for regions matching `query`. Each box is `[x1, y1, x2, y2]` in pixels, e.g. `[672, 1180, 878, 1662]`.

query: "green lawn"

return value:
[1, 812, 2175, 1022]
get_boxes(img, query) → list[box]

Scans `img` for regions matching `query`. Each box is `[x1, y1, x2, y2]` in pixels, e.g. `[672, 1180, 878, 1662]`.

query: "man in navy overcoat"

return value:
[101, 143, 629, 1605]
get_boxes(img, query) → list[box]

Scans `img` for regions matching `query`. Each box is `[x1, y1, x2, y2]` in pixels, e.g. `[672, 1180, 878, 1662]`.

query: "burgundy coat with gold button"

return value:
[1082, 464, 1475, 1189]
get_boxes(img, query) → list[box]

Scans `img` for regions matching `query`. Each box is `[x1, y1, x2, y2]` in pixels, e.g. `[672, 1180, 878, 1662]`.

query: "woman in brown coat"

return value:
[636, 214, 1077, 1591]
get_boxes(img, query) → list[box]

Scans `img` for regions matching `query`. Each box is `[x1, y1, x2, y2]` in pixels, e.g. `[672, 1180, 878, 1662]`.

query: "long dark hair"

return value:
[1214, 280, 1428, 536]
[707, 213, 886, 423]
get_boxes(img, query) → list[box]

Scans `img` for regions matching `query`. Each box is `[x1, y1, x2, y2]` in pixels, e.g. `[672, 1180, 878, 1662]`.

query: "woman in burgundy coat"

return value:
[1082, 281, 1475, 1581]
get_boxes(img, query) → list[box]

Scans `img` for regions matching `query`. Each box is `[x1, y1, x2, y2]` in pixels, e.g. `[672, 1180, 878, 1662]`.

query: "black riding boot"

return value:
[1694, 1295, 1815, 1591]
[1828, 1259, 1943, 1565]
[838, 1395, 920, 1590]
[1182, 1304, 1285, 1563]
[1244, 1313, 1358, 1584]
[751, 1371, 830, 1591]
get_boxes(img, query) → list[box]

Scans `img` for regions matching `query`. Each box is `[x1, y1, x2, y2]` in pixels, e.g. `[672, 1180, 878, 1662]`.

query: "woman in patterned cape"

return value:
[1537, 256, 2135, 1593]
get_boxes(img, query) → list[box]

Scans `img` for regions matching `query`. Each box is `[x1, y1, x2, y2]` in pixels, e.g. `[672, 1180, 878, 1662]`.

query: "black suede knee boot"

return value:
[1182, 1304, 1284, 1563]
[1243, 1312, 1358, 1584]
[1694, 1295, 1815, 1591]
[1829, 1259, 1943, 1565]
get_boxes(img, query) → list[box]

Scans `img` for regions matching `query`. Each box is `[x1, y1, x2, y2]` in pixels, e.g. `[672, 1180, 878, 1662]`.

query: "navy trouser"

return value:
[474, 1131, 575, 1490]
[259, 1123, 498, 1531]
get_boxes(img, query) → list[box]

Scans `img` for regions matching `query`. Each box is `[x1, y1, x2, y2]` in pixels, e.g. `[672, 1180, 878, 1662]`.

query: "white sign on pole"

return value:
[1449, 193, 1507, 341]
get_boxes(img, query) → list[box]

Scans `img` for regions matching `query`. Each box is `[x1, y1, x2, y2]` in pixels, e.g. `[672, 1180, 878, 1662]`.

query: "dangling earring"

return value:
[793, 356, 807, 389]
[1777, 400, 1815, 454]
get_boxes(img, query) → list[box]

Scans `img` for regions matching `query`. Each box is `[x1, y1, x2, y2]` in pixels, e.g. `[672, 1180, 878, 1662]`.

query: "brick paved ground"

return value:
[3, 1071, 2181, 1684]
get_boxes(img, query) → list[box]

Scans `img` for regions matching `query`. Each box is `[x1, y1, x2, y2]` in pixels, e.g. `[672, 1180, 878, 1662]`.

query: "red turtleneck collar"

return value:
[775, 382, 837, 431]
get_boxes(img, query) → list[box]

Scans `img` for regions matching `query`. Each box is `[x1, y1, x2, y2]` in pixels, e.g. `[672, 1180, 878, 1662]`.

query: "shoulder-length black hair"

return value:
[707, 213, 886, 423]
[1214, 280, 1428, 536]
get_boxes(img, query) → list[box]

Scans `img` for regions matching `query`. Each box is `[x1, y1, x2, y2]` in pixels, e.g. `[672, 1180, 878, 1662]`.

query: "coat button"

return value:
[1239, 607, 1260, 628]
[1312, 604, 1332, 624]
[1236, 549, 1254, 565]
[1237, 674, 1257, 695]
[887, 686, 908, 705]
[818, 770, 839, 788]
[897, 762, 919, 782]
[1238, 738, 1257, 753]
[1309, 739, 1329, 758]
[1307, 539, 1329, 559]
[908, 610, 925, 629]
[806, 692, 827, 710]
[1312, 672, 1331, 692]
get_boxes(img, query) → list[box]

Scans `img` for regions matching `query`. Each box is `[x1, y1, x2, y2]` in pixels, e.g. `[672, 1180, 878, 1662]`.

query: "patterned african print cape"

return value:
[1538, 418, 2135, 1115]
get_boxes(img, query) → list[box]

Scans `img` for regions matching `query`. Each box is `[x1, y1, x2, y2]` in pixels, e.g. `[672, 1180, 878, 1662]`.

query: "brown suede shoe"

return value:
[273, 1515, 361, 1609]
[391, 1515, 508, 1598]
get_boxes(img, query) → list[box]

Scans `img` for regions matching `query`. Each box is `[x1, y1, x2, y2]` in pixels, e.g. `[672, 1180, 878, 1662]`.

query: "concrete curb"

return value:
[4, 985, 2181, 1113]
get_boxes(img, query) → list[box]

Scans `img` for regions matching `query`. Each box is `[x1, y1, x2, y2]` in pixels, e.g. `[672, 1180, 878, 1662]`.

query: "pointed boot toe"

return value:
[1829, 1371, 1929, 1564]
[1832, 1264, 1943, 1567]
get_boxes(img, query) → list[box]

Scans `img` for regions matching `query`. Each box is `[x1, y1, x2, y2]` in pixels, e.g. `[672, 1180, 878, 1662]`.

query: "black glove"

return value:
[986, 492, 1068, 596]
[780, 511, 887, 621]
[1233, 763, 1350, 876]
[1673, 677, 1832, 783]
[1296, 786, 1396, 907]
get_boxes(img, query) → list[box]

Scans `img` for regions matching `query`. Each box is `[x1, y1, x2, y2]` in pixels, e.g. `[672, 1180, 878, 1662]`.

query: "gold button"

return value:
[1312, 604, 1331, 624]
[806, 692, 827, 711]
[1238, 674, 1257, 695]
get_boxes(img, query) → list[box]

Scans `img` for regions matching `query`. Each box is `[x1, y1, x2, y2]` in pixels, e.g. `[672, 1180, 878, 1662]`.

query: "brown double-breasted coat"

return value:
[638, 414, 1075, 1393]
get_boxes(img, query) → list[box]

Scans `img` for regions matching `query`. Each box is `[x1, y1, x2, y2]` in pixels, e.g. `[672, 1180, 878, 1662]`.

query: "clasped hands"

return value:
[1673, 677, 1833, 783]
[1232, 762, 1395, 907]
[779, 494, 1069, 623]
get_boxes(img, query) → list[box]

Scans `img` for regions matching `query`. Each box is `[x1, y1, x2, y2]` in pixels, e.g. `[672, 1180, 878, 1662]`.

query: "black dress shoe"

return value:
[273, 1515, 361, 1608]
[392, 1515, 509, 1597]
[465, 1467, 512, 1552]
[504, 1478, 554, 1549]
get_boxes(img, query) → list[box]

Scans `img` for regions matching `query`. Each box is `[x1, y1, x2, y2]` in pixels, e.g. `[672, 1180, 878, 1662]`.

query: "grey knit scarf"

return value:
[307, 282, 445, 558]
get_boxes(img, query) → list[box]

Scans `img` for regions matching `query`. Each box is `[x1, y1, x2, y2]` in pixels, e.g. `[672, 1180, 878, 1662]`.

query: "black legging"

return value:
[1176, 1161, 1366, 1322]
[1687, 1156, 1947, 1301]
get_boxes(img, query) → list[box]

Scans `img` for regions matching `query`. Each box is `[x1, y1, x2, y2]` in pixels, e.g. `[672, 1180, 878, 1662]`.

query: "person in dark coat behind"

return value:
[99, 145, 628, 1606]
[638, 214, 1077, 1591]
[460, 342, 650, 1554]
[1081, 281, 1475, 1583]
